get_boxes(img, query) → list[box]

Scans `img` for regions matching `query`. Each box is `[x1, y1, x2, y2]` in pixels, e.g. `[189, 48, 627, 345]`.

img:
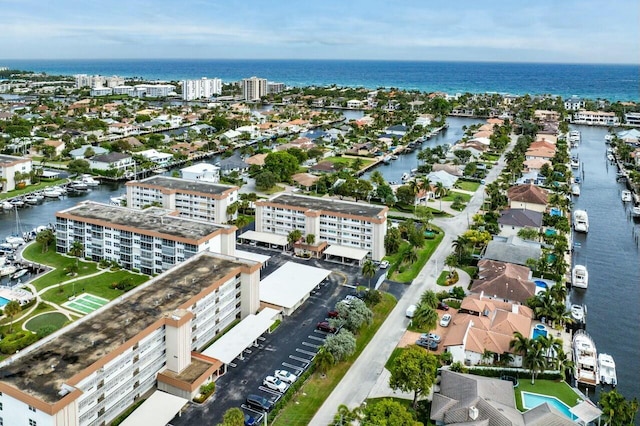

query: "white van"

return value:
[406, 304, 417, 318]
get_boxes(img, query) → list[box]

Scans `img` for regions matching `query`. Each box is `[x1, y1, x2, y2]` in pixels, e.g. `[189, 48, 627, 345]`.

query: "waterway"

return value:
[568, 124, 640, 406]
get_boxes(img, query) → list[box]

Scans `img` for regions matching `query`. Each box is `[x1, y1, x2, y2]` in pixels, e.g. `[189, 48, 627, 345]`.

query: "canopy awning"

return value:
[239, 230, 288, 246]
[260, 262, 331, 309]
[235, 249, 270, 264]
[324, 244, 369, 261]
[569, 400, 602, 424]
[120, 391, 188, 426]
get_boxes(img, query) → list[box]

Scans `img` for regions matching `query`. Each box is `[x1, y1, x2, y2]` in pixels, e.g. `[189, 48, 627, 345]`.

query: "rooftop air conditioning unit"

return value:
[469, 406, 479, 420]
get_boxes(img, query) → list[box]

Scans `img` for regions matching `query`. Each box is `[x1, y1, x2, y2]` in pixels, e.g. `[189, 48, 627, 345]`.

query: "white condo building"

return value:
[125, 176, 238, 224]
[255, 193, 388, 261]
[182, 78, 222, 101]
[0, 251, 262, 426]
[0, 154, 32, 193]
[242, 76, 267, 101]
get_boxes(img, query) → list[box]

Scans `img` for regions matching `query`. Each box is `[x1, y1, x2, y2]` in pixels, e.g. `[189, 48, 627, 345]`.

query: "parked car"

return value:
[263, 375, 287, 393]
[420, 332, 441, 343]
[246, 394, 273, 411]
[244, 413, 257, 426]
[379, 260, 390, 269]
[327, 310, 339, 318]
[437, 301, 450, 311]
[440, 313, 452, 327]
[316, 321, 337, 333]
[416, 338, 439, 350]
[406, 304, 417, 318]
[275, 369, 298, 384]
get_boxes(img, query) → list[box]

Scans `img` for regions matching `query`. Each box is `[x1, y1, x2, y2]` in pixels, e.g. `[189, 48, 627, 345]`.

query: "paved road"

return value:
[309, 136, 517, 425]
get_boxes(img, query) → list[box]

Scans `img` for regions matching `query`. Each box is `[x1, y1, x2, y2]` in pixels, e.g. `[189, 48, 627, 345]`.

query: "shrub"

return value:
[0, 330, 38, 354]
[36, 325, 59, 338]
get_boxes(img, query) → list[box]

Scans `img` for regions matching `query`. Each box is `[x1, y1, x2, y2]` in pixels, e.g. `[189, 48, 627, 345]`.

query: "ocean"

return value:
[1, 59, 638, 102]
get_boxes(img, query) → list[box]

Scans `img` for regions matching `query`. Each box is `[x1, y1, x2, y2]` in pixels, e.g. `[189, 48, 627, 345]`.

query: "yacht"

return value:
[598, 353, 617, 387]
[572, 264, 589, 289]
[43, 188, 62, 198]
[2, 201, 13, 210]
[632, 205, 640, 219]
[10, 198, 25, 208]
[11, 268, 28, 280]
[70, 181, 89, 191]
[569, 130, 581, 142]
[573, 210, 589, 233]
[570, 304, 586, 324]
[0, 264, 17, 277]
[607, 153, 615, 162]
[110, 195, 125, 206]
[23, 195, 39, 205]
[401, 173, 410, 181]
[80, 174, 100, 186]
[573, 330, 599, 387]
[571, 184, 580, 197]
[604, 134, 613, 143]
[390, 155, 398, 160]
[570, 158, 580, 169]
[621, 190, 632, 202]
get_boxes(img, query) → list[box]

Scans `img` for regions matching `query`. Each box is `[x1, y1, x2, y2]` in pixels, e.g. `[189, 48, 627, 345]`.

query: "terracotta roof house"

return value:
[523, 158, 551, 172]
[528, 140, 557, 152]
[473, 130, 493, 139]
[498, 208, 543, 237]
[486, 118, 504, 125]
[507, 184, 548, 212]
[470, 260, 535, 304]
[292, 173, 320, 189]
[525, 147, 555, 161]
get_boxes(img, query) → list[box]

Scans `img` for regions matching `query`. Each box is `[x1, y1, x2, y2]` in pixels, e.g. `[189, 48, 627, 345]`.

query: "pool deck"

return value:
[530, 320, 573, 356]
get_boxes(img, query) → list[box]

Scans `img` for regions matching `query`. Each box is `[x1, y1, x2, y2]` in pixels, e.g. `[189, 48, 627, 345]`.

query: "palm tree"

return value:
[69, 240, 84, 258]
[36, 228, 56, 253]
[435, 182, 447, 211]
[361, 260, 376, 288]
[287, 229, 303, 249]
[401, 246, 418, 265]
[509, 331, 531, 360]
[412, 303, 438, 330]
[315, 347, 335, 376]
[482, 349, 496, 365]
[452, 235, 469, 261]
[555, 349, 574, 381]
[419, 290, 439, 309]
[306, 233, 316, 246]
[4, 300, 21, 334]
[548, 282, 567, 304]
[525, 340, 547, 384]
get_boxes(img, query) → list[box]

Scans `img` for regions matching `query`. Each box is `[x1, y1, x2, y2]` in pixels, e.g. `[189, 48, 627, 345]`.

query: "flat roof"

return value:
[120, 391, 188, 426]
[239, 230, 288, 246]
[260, 262, 331, 309]
[201, 307, 280, 364]
[264, 194, 386, 219]
[0, 154, 28, 165]
[0, 252, 259, 404]
[235, 249, 271, 264]
[56, 201, 224, 243]
[132, 176, 236, 196]
[324, 244, 369, 261]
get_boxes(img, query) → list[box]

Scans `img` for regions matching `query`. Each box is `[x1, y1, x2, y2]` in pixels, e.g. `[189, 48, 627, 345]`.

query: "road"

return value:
[309, 136, 517, 425]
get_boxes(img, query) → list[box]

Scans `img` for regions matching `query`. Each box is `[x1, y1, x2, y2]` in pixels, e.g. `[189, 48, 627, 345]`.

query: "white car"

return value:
[274, 369, 297, 384]
[439, 314, 452, 327]
[263, 375, 287, 393]
[379, 260, 390, 269]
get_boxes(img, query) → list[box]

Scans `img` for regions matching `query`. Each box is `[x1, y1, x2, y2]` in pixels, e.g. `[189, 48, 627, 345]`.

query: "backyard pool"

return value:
[521, 391, 576, 420]
[532, 324, 548, 340]
[0, 296, 10, 308]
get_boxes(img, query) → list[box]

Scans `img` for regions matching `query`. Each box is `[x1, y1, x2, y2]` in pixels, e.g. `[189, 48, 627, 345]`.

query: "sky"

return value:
[0, 0, 638, 64]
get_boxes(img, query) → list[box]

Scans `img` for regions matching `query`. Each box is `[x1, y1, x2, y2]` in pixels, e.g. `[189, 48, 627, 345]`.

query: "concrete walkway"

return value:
[309, 136, 517, 425]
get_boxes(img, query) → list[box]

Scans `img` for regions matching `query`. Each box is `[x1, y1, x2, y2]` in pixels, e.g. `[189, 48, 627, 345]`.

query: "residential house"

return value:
[523, 158, 551, 173]
[292, 173, 320, 190]
[498, 208, 543, 237]
[89, 152, 134, 172]
[181, 162, 220, 183]
[218, 155, 249, 175]
[470, 259, 535, 304]
[43, 139, 66, 156]
[0, 154, 32, 192]
[573, 110, 620, 126]
[246, 153, 268, 167]
[69, 145, 108, 159]
[346, 99, 364, 109]
[309, 161, 338, 174]
[624, 111, 640, 126]
[137, 149, 174, 167]
[107, 122, 140, 136]
[507, 184, 549, 212]
[414, 114, 433, 127]
[564, 96, 586, 111]
[385, 124, 408, 136]
[426, 170, 459, 189]
[483, 235, 542, 267]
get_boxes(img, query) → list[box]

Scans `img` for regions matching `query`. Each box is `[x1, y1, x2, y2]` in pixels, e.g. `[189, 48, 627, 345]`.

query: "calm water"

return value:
[1, 59, 638, 101]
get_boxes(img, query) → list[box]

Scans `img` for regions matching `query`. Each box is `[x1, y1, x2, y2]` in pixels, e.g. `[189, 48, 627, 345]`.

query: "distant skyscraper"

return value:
[242, 76, 267, 101]
[182, 77, 222, 101]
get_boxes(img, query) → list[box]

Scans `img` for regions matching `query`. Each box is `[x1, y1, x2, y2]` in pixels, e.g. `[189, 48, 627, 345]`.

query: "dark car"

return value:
[316, 321, 337, 333]
[244, 413, 257, 426]
[437, 301, 450, 311]
[416, 338, 439, 351]
[246, 394, 273, 412]
[327, 310, 339, 318]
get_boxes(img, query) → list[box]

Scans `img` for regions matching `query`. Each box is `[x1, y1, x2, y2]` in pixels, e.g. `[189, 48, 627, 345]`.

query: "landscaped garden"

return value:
[454, 179, 481, 192]
[514, 379, 581, 411]
[0, 179, 67, 200]
[22, 242, 99, 291]
[383, 222, 444, 283]
[24, 311, 68, 332]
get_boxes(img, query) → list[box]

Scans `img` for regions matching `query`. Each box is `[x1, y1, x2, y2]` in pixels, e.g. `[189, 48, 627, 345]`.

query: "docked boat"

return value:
[23, 195, 39, 205]
[572, 264, 589, 289]
[382, 156, 391, 165]
[573, 330, 599, 387]
[621, 190, 632, 202]
[0, 264, 17, 277]
[390, 155, 398, 160]
[70, 181, 89, 191]
[401, 172, 410, 182]
[573, 209, 589, 233]
[570, 158, 580, 169]
[11, 268, 28, 280]
[632, 205, 640, 219]
[110, 195, 125, 206]
[571, 184, 580, 197]
[607, 153, 615, 162]
[569, 130, 581, 142]
[43, 189, 62, 198]
[598, 353, 617, 387]
[2, 201, 13, 210]
[5, 236, 24, 246]
[604, 134, 613, 143]
[570, 304, 586, 324]
[10, 198, 25, 208]
[80, 174, 100, 186]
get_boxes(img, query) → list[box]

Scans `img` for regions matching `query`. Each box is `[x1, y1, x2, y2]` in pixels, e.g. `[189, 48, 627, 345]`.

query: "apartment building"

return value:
[55, 201, 236, 274]
[182, 77, 222, 101]
[125, 176, 238, 224]
[242, 76, 267, 101]
[572, 110, 620, 126]
[0, 154, 32, 192]
[267, 81, 285, 94]
[0, 251, 261, 426]
[75, 74, 124, 89]
[255, 193, 388, 260]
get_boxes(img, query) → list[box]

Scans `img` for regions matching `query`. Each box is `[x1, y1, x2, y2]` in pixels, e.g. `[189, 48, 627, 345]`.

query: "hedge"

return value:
[466, 366, 562, 381]
[0, 330, 38, 354]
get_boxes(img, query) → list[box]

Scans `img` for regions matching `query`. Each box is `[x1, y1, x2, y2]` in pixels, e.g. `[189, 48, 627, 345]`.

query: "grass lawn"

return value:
[23, 243, 100, 291]
[454, 180, 481, 192]
[24, 312, 69, 332]
[442, 191, 472, 202]
[273, 293, 397, 425]
[514, 379, 581, 411]
[262, 184, 285, 195]
[460, 266, 478, 280]
[385, 229, 444, 283]
[482, 153, 500, 162]
[41, 271, 149, 306]
[324, 156, 374, 171]
[436, 271, 451, 286]
[0, 179, 67, 200]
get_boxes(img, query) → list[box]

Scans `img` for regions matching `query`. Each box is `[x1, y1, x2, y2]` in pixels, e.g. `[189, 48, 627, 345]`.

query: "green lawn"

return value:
[514, 379, 581, 411]
[273, 293, 397, 425]
[41, 271, 149, 306]
[262, 184, 285, 195]
[22, 243, 99, 291]
[442, 191, 472, 202]
[324, 156, 374, 170]
[0, 179, 67, 200]
[385, 230, 444, 283]
[436, 271, 450, 286]
[24, 312, 69, 332]
[454, 180, 481, 192]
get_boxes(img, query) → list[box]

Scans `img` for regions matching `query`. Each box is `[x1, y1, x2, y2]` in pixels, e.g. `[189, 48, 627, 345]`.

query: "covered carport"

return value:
[324, 244, 369, 266]
[260, 262, 331, 316]
[235, 249, 271, 268]
[201, 307, 280, 369]
[238, 230, 288, 251]
[120, 390, 188, 426]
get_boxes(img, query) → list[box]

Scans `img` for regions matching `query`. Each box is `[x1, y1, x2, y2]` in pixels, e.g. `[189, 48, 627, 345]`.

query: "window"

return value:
[29, 420, 37, 426]
[0, 402, 2, 410]
[29, 405, 36, 412]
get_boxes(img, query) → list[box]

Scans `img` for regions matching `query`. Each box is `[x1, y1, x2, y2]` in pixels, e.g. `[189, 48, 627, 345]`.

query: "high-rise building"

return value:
[267, 81, 286, 94]
[181, 77, 222, 101]
[242, 76, 267, 101]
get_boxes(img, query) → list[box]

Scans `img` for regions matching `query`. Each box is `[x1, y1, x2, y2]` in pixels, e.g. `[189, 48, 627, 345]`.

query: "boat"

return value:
[607, 153, 615, 162]
[11, 268, 28, 280]
[70, 181, 89, 191]
[570, 158, 580, 169]
[110, 195, 125, 206]
[10, 199, 25, 208]
[573, 209, 589, 233]
[605, 134, 613, 143]
[0, 264, 17, 277]
[570, 304, 586, 323]
[401, 173, 410, 181]
[390, 155, 398, 160]
[382, 156, 391, 165]
[598, 353, 617, 387]
[2, 201, 13, 210]
[569, 130, 581, 142]
[23, 195, 39, 205]
[43, 189, 62, 198]
[80, 174, 100, 186]
[621, 190, 632, 202]
[572, 264, 589, 289]
[632, 205, 640, 219]
[571, 184, 580, 196]
[573, 330, 599, 387]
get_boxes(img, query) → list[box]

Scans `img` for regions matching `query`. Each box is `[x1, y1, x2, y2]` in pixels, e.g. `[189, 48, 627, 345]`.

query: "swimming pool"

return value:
[532, 324, 548, 340]
[521, 391, 576, 420]
[0, 296, 11, 308]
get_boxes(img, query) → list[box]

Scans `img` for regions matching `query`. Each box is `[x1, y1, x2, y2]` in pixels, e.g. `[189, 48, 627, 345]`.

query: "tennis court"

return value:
[63, 293, 110, 314]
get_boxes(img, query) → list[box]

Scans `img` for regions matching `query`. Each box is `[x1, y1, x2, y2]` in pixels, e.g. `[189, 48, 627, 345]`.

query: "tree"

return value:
[384, 227, 402, 254]
[306, 233, 316, 245]
[517, 227, 540, 241]
[434, 182, 448, 211]
[254, 170, 277, 190]
[4, 300, 21, 333]
[264, 151, 299, 181]
[69, 240, 84, 258]
[454, 149, 472, 164]
[67, 159, 91, 176]
[362, 259, 377, 288]
[361, 399, 422, 426]
[334, 299, 373, 333]
[401, 246, 418, 265]
[287, 229, 303, 247]
[331, 404, 360, 426]
[419, 290, 439, 309]
[396, 185, 416, 206]
[217, 407, 244, 426]
[315, 347, 335, 376]
[324, 329, 356, 362]
[599, 389, 639, 426]
[36, 228, 56, 253]
[369, 170, 386, 186]
[389, 345, 438, 409]
[411, 302, 438, 330]
[415, 206, 433, 229]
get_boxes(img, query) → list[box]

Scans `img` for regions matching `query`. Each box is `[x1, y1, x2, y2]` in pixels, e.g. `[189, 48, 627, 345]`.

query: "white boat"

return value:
[569, 130, 581, 142]
[571, 184, 581, 196]
[389, 155, 398, 160]
[570, 304, 586, 323]
[401, 172, 410, 181]
[573, 330, 599, 387]
[573, 209, 589, 233]
[572, 264, 589, 289]
[607, 153, 615, 162]
[70, 181, 88, 190]
[605, 134, 613, 143]
[5, 236, 24, 246]
[0, 264, 17, 277]
[11, 268, 28, 280]
[632, 206, 640, 219]
[80, 174, 100, 186]
[43, 189, 62, 198]
[110, 195, 125, 206]
[24, 195, 39, 205]
[10, 199, 25, 208]
[570, 158, 580, 169]
[598, 353, 617, 387]
[621, 190, 632, 202]
[2, 201, 13, 210]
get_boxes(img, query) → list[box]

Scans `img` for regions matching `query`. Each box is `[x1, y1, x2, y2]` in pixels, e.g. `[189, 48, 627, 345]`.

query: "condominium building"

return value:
[242, 76, 267, 101]
[55, 201, 237, 274]
[0, 154, 32, 192]
[267, 81, 285, 94]
[182, 77, 222, 101]
[134, 84, 176, 98]
[255, 193, 388, 260]
[125, 176, 238, 224]
[572, 110, 620, 126]
[0, 251, 262, 426]
[75, 74, 124, 89]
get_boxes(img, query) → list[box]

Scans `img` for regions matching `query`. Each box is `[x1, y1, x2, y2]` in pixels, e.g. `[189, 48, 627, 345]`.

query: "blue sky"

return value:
[1, 0, 638, 63]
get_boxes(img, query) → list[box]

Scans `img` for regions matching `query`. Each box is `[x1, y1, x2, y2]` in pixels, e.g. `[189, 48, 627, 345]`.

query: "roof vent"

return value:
[469, 406, 479, 420]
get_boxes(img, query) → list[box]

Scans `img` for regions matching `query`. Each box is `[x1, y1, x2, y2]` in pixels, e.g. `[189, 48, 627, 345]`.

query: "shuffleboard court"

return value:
[62, 293, 110, 315]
